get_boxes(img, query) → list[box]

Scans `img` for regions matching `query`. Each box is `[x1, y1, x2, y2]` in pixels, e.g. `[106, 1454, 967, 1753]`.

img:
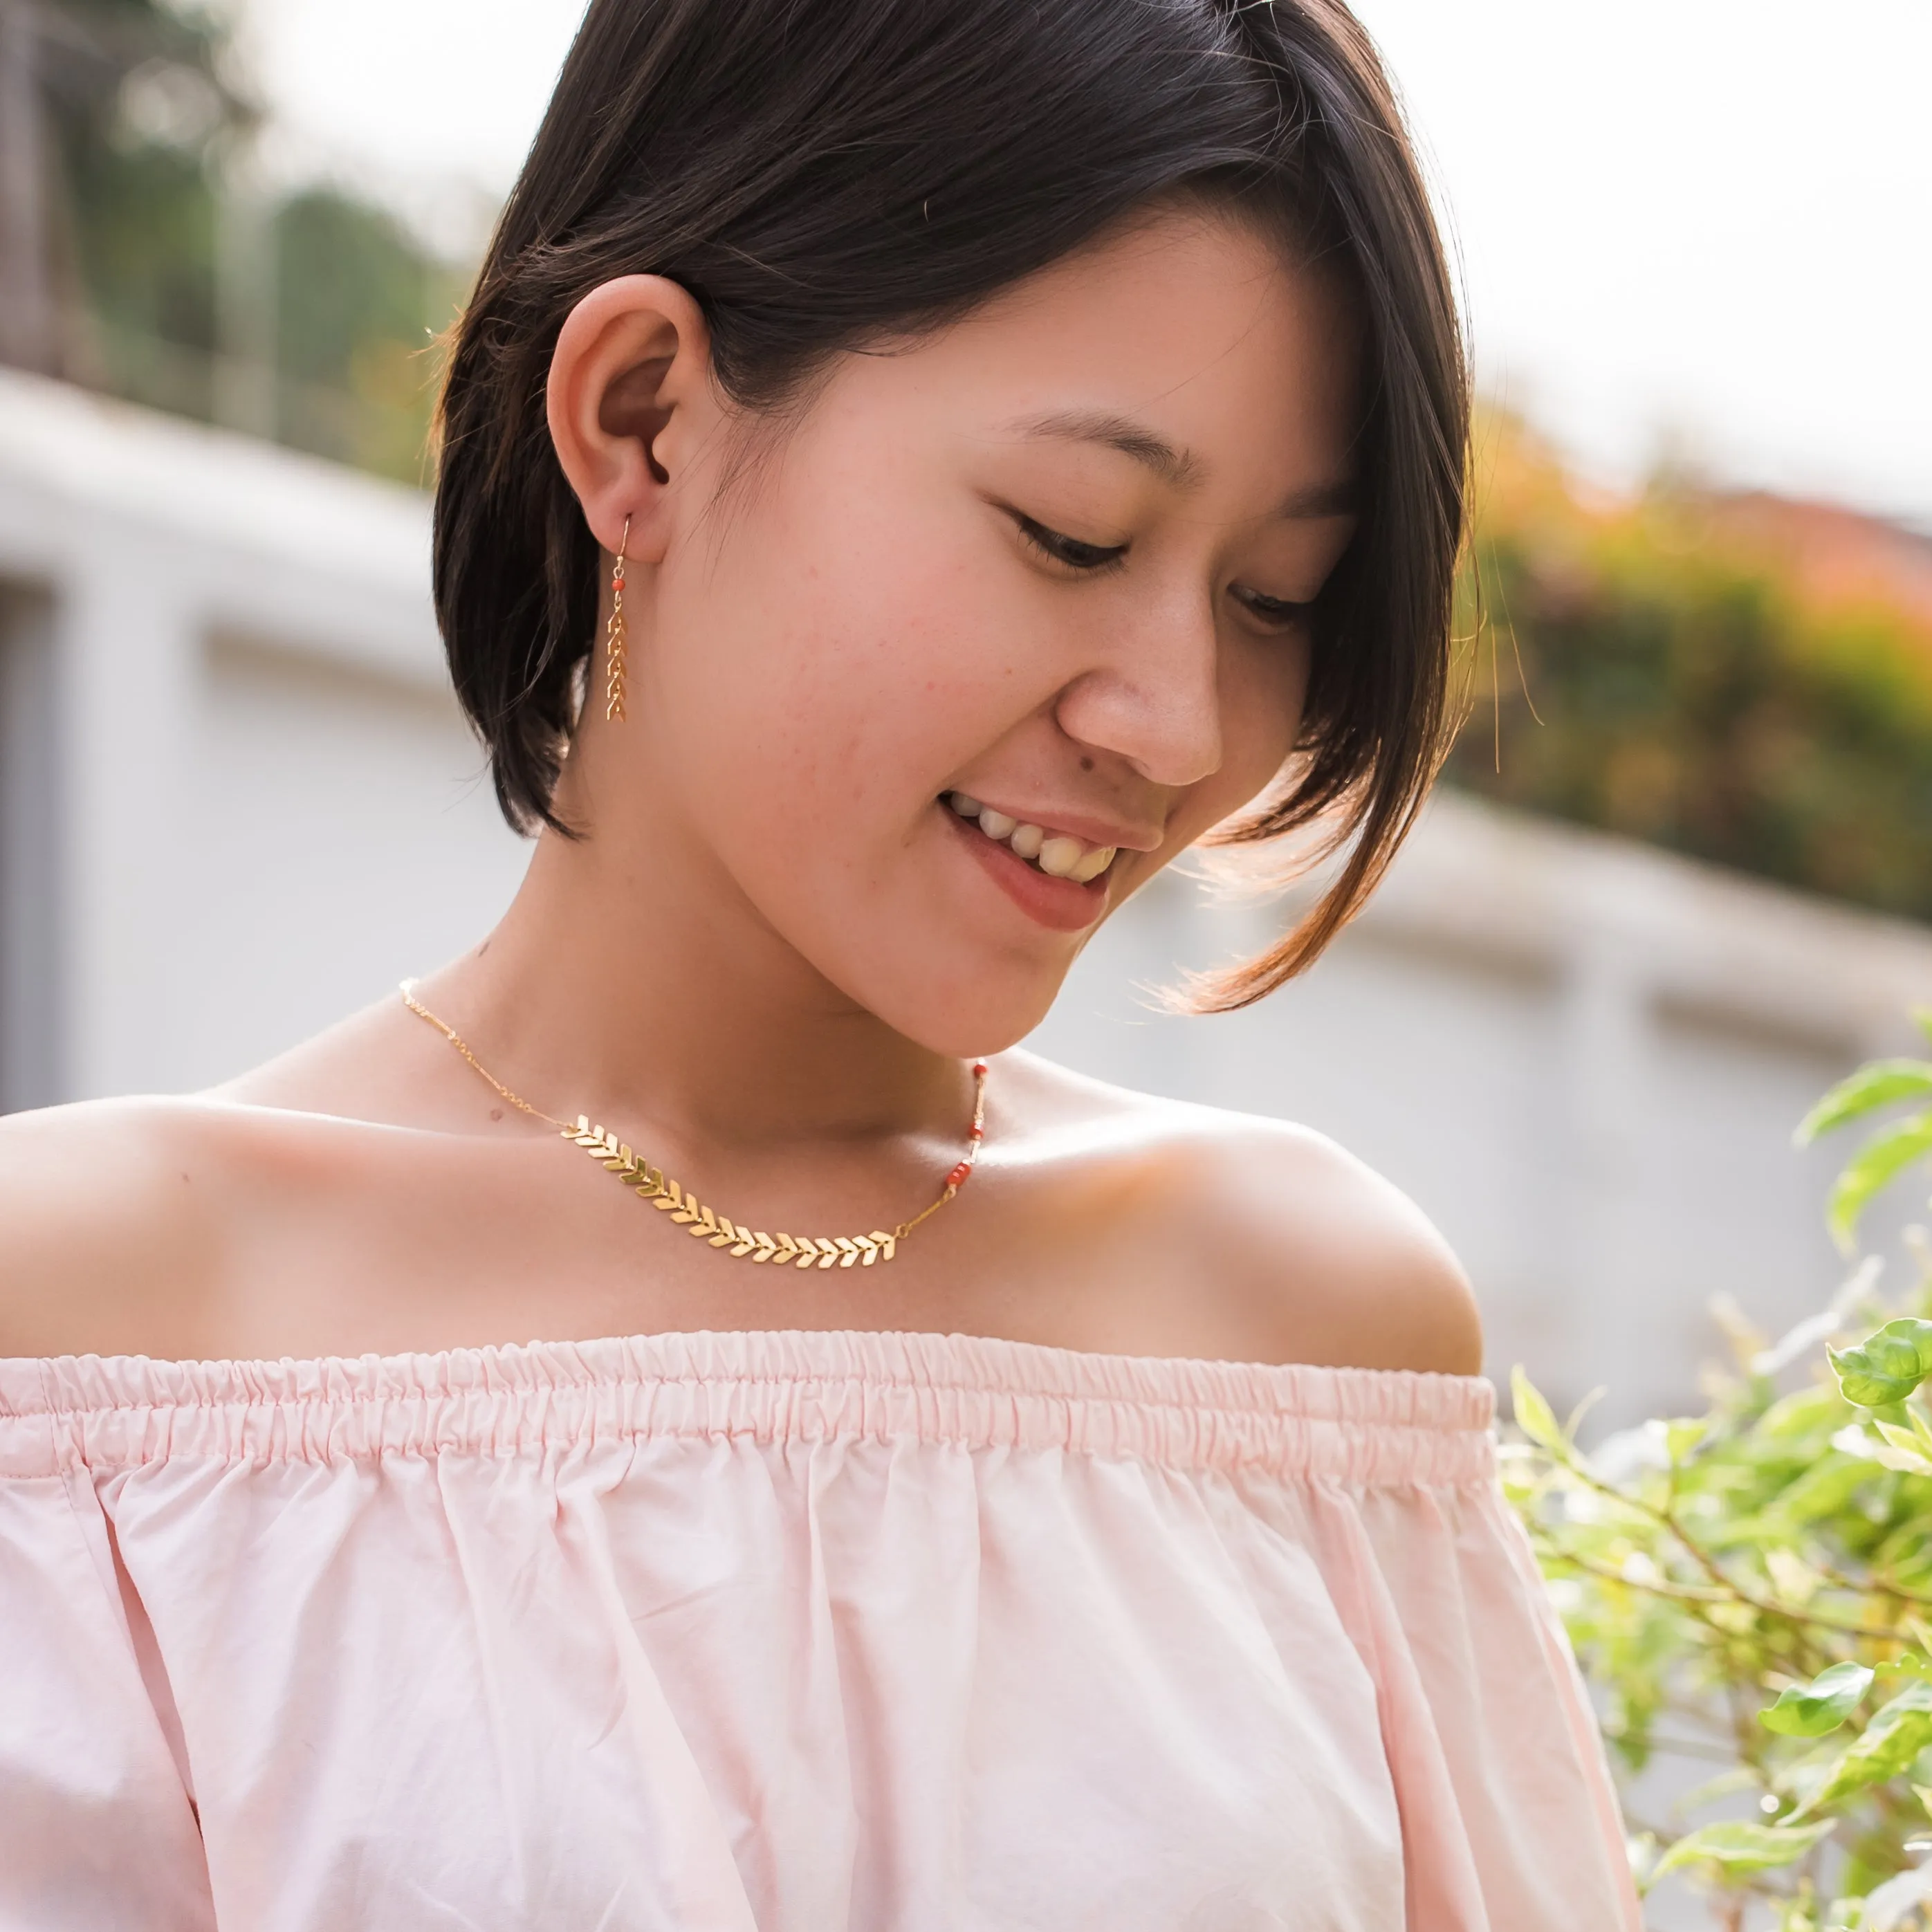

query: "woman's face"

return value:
[621, 206, 1362, 1054]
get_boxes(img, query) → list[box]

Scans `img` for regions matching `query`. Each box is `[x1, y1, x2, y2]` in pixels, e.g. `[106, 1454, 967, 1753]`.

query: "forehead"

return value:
[823, 205, 1364, 499]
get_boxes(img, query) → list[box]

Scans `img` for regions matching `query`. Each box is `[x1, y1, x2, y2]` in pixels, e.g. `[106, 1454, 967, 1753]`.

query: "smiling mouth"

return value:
[943, 793, 1118, 884]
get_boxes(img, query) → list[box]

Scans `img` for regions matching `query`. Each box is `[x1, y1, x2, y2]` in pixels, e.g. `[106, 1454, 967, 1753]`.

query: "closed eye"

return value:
[1009, 510, 1130, 574]
[1231, 584, 1316, 630]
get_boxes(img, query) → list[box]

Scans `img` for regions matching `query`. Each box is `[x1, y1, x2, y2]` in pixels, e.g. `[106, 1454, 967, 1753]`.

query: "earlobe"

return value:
[544, 275, 717, 565]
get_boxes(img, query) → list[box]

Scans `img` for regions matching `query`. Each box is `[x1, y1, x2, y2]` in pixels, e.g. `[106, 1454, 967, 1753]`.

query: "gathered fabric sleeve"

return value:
[0, 1426, 215, 1931]
[0, 1330, 1639, 1932]
[1232, 1402, 1641, 1932]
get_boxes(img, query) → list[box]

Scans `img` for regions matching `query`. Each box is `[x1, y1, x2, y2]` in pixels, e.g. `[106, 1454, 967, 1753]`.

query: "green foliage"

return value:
[1762, 1664, 1874, 1738]
[1832, 1323, 1932, 1409]
[1507, 1022, 1932, 1927]
[1799, 1048, 1932, 1257]
[1650, 1819, 1839, 1884]
[42, 0, 239, 416]
[1447, 425, 1932, 928]
[1799, 1069, 1932, 1148]
[1800, 1683, 1932, 1817]
[39, 0, 463, 483]
[272, 190, 466, 481]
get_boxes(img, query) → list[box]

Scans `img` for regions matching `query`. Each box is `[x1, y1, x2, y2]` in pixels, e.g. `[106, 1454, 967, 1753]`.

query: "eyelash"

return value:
[1231, 585, 1316, 630]
[1011, 512, 1129, 575]
[1009, 510, 1316, 629]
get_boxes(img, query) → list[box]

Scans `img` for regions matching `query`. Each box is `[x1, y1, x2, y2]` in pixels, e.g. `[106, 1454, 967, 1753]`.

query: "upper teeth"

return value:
[948, 794, 1116, 883]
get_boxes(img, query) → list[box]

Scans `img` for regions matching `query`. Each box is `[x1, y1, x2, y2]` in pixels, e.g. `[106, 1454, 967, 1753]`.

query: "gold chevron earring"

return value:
[605, 514, 631, 721]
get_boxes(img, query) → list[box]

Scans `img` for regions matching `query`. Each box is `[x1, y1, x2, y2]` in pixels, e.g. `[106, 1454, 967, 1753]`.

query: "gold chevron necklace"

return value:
[399, 982, 987, 1269]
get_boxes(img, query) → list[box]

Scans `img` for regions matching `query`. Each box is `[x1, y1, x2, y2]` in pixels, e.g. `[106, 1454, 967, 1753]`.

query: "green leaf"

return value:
[1825, 1110, 1932, 1253]
[1796, 1682, 1932, 1815]
[1796, 1062, 1932, 1145]
[1511, 1365, 1562, 1451]
[1761, 1662, 1875, 1737]
[1648, 1819, 1836, 1884]
[1830, 1320, 1932, 1407]
[1913, 1007, 1932, 1051]
[1727, 1451, 1874, 1544]
[1875, 1415, 1932, 1473]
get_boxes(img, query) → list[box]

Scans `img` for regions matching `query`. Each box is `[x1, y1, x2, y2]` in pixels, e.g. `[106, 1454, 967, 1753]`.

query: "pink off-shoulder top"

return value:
[0, 1327, 1639, 1930]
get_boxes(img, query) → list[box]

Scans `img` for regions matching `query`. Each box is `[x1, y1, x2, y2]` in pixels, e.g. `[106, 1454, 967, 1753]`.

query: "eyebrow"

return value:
[1011, 409, 1203, 488]
[1006, 408, 1357, 519]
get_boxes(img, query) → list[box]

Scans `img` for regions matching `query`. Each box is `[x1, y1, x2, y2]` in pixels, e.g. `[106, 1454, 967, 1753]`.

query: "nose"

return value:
[1051, 589, 1224, 790]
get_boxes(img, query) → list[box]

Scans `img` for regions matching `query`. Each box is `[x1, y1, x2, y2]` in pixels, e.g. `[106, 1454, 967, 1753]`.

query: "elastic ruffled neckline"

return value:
[0, 1327, 1496, 1486]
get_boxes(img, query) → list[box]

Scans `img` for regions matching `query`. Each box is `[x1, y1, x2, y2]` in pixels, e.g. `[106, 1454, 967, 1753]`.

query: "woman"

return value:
[0, 0, 1639, 1924]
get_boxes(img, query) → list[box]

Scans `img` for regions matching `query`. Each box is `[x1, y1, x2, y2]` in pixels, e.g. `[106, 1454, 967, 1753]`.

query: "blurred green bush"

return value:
[39, 0, 466, 484]
[1450, 418, 1932, 924]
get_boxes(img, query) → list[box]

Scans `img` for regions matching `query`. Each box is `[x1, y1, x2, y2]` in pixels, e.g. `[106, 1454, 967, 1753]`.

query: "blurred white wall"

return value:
[0, 367, 529, 1103]
[5, 367, 1931, 1419]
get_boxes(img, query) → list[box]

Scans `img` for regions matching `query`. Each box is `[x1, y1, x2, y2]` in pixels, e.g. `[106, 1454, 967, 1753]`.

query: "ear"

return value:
[544, 275, 721, 567]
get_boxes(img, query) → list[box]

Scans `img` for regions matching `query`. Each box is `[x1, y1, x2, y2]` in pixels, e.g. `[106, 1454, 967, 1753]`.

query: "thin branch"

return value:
[1815, 1559, 1932, 1611]
[1536, 1457, 1907, 1642]
[1537, 1541, 1879, 1657]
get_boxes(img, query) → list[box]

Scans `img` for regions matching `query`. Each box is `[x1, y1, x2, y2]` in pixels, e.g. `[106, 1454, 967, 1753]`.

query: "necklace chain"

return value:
[399, 982, 987, 1269]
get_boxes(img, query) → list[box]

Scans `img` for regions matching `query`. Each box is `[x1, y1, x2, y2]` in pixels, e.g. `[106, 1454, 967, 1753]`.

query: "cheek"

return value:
[636, 448, 1092, 1047]
[1212, 632, 1313, 807]
[645, 453, 1045, 856]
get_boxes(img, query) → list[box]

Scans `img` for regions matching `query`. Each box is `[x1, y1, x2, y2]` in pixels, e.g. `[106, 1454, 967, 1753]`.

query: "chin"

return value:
[871, 980, 1062, 1060]
[811, 941, 1067, 1057]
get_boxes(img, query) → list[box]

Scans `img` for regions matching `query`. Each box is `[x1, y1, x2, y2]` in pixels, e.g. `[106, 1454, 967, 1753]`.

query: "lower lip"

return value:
[943, 805, 1113, 933]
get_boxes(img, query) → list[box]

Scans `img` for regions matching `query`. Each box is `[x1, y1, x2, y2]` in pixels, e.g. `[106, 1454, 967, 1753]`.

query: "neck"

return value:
[424, 737, 968, 1159]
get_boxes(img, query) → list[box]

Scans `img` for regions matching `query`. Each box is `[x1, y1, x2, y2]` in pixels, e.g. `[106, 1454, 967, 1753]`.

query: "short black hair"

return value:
[433, 0, 1468, 1006]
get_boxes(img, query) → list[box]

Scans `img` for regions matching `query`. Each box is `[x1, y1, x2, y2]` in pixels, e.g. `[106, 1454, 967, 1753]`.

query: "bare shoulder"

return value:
[0, 1095, 239, 1359]
[0, 994, 471, 1361]
[1163, 1106, 1485, 1376]
[998, 1051, 1484, 1377]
